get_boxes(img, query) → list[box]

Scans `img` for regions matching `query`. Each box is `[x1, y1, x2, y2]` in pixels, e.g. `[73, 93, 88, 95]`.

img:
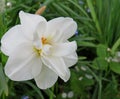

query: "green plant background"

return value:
[1, 0, 120, 99]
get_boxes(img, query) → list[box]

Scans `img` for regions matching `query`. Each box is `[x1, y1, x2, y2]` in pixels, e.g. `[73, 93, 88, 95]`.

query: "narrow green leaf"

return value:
[87, 0, 102, 35]
[67, 0, 89, 17]
[0, 64, 8, 96]
[77, 41, 96, 47]
[24, 81, 44, 99]
[52, 3, 69, 16]
[59, 3, 79, 17]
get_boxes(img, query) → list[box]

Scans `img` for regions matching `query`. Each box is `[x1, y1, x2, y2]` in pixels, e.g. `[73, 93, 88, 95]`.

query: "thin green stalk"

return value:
[92, 84, 98, 99]
[111, 37, 120, 54]
[2, 94, 5, 99]
[98, 71, 103, 99]
[88, 65, 102, 99]
[50, 86, 54, 99]
[87, 66, 99, 82]
[24, 82, 44, 99]
[98, 79, 102, 99]
[87, 0, 102, 35]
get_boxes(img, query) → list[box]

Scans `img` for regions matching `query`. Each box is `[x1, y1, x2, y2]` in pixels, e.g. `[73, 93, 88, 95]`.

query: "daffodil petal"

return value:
[44, 17, 64, 37]
[52, 41, 77, 56]
[63, 52, 78, 67]
[46, 17, 77, 42]
[36, 21, 47, 37]
[1, 25, 29, 56]
[5, 43, 42, 81]
[35, 65, 58, 89]
[33, 21, 47, 49]
[19, 11, 47, 40]
[60, 20, 77, 41]
[41, 56, 70, 82]
[42, 44, 52, 55]
[33, 32, 42, 49]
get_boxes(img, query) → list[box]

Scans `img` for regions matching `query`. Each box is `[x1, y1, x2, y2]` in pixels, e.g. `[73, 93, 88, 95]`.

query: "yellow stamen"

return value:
[41, 37, 47, 44]
[33, 47, 42, 56]
[41, 37, 51, 45]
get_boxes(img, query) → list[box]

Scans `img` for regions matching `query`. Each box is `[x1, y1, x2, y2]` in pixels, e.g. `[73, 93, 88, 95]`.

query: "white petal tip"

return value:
[19, 11, 24, 15]
[70, 41, 77, 51]
[61, 70, 70, 82]
[19, 11, 27, 18]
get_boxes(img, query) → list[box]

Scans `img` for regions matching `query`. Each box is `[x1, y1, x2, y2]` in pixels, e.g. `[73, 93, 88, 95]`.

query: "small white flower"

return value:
[75, 66, 79, 72]
[62, 92, 67, 98]
[78, 76, 83, 81]
[105, 57, 112, 63]
[67, 91, 74, 98]
[107, 48, 111, 52]
[80, 66, 87, 71]
[112, 51, 120, 62]
[6, 2, 12, 7]
[117, 52, 120, 57]
[85, 74, 93, 79]
[1, 11, 78, 89]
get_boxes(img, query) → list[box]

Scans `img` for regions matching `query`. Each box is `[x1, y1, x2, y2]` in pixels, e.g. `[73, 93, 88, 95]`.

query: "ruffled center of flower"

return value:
[34, 37, 52, 56]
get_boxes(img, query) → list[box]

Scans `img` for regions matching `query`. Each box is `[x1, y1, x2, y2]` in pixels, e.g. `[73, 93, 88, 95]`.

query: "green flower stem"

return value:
[87, 0, 102, 35]
[111, 37, 120, 54]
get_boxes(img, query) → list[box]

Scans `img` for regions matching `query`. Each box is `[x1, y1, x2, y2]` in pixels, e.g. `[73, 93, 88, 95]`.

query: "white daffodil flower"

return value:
[1, 11, 78, 89]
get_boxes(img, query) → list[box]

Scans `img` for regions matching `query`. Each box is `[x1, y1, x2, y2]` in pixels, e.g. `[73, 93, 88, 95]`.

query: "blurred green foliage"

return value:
[1, 0, 120, 99]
